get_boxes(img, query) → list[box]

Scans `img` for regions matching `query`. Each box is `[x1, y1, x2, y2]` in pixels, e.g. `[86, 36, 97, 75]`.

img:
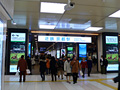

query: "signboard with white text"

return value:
[38, 36, 92, 43]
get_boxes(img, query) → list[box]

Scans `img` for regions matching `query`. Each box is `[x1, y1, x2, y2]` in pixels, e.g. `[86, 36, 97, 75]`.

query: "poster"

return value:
[67, 47, 73, 59]
[61, 49, 65, 57]
[57, 50, 60, 59]
[28, 43, 31, 57]
[106, 36, 118, 71]
[79, 44, 87, 62]
[10, 33, 26, 72]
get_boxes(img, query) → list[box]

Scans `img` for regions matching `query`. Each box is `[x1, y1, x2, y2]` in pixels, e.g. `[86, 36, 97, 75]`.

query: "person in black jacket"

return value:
[87, 56, 92, 77]
[50, 56, 57, 81]
[57, 57, 64, 79]
[104, 57, 108, 74]
[26, 56, 32, 74]
[39, 55, 46, 81]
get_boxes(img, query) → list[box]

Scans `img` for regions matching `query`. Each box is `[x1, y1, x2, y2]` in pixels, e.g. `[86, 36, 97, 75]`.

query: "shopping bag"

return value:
[80, 70, 83, 76]
[26, 69, 30, 75]
[64, 71, 67, 76]
[15, 70, 19, 76]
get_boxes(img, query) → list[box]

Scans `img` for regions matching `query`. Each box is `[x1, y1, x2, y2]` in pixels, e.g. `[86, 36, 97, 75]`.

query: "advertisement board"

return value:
[61, 49, 65, 57]
[79, 44, 87, 62]
[28, 43, 31, 57]
[57, 50, 60, 59]
[10, 33, 26, 72]
[106, 36, 118, 71]
[38, 36, 92, 43]
[67, 47, 73, 59]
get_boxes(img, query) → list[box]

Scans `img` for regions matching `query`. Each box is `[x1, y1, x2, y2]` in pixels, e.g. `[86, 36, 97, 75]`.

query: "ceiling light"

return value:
[34, 35, 37, 37]
[39, 25, 56, 29]
[109, 10, 120, 18]
[13, 22, 17, 25]
[40, 2, 66, 14]
[85, 27, 103, 31]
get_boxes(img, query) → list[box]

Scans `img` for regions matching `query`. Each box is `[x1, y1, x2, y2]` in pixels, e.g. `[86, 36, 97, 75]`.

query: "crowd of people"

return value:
[37, 53, 93, 84]
[17, 54, 109, 84]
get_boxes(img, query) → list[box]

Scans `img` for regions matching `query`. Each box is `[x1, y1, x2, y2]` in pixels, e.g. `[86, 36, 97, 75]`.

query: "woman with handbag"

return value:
[64, 57, 72, 84]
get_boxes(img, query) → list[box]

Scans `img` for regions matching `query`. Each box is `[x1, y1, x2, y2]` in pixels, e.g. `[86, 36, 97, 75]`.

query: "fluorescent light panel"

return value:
[109, 10, 120, 18]
[39, 25, 56, 29]
[40, 2, 66, 14]
[85, 27, 103, 31]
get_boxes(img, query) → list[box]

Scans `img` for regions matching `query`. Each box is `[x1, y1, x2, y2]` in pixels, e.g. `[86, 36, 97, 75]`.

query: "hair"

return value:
[101, 55, 103, 58]
[21, 55, 24, 59]
[51, 56, 55, 61]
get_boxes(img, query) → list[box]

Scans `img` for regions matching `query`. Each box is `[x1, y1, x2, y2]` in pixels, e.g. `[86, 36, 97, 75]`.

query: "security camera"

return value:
[64, 2, 75, 11]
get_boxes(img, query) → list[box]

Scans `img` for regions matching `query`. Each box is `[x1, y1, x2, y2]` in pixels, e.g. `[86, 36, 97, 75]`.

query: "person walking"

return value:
[71, 56, 80, 84]
[100, 55, 104, 74]
[81, 58, 87, 78]
[39, 55, 46, 81]
[64, 57, 72, 83]
[46, 57, 50, 75]
[57, 57, 64, 79]
[87, 56, 92, 77]
[17, 55, 27, 82]
[104, 57, 108, 74]
[50, 56, 57, 81]
[26, 56, 32, 74]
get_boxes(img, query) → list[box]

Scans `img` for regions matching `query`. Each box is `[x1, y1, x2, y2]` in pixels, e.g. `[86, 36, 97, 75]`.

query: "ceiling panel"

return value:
[7, 0, 120, 33]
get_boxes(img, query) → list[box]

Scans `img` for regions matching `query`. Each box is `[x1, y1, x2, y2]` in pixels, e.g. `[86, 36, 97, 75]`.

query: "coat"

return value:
[87, 60, 92, 68]
[50, 59, 57, 74]
[81, 61, 87, 68]
[64, 60, 71, 73]
[17, 59, 27, 71]
[70, 60, 80, 73]
[46, 59, 50, 69]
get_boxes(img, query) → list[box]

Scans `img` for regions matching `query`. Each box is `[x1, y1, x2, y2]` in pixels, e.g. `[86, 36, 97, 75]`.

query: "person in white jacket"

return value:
[64, 57, 72, 83]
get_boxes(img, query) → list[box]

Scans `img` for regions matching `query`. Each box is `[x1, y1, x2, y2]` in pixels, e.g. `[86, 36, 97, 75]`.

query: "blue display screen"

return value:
[79, 44, 87, 63]
[28, 43, 31, 57]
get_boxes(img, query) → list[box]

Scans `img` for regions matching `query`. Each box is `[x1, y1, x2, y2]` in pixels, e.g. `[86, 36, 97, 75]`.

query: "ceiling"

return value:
[7, 0, 120, 33]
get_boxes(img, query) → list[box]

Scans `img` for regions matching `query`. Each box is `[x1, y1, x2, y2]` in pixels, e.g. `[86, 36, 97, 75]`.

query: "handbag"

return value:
[26, 69, 30, 74]
[64, 71, 67, 76]
[80, 70, 83, 76]
[15, 70, 19, 76]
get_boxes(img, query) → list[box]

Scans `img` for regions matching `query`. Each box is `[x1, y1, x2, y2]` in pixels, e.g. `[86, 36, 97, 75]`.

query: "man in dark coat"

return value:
[50, 56, 57, 81]
[26, 56, 32, 74]
[39, 55, 46, 81]
[17, 55, 27, 82]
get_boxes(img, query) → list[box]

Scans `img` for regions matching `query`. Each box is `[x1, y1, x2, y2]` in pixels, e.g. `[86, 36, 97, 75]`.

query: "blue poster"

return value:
[79, 44, 87, 62]
[28, 43, 31, 57]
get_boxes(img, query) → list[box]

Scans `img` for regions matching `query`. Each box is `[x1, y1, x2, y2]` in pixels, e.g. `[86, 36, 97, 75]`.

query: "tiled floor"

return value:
[4, 73, 118, 90]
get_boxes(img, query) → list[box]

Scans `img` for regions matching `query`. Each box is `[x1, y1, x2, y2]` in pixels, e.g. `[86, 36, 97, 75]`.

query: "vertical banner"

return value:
[57, 50, 60, 59]
[10, 33, 26, 72]
[28, 43, 31, 57]
[79, 44, 87, 62]
[105, 36, 118, 71]
[61, 49, 66, 57]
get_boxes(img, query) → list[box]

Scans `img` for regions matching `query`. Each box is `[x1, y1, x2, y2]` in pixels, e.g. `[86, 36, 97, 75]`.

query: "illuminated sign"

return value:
[11, 33, 26, 42]
[106, 36, 118, 71]
[10, 33, 26, 72]
[38, 36, 91, 43]
[106, 36, 118, 44]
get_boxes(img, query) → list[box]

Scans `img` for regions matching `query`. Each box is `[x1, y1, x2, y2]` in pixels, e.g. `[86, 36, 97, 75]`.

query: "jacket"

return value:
[50, 59, 57, 73]
[70, 60, 80, 73]
[17, 59, 27, 71]
[57, 60, 64, 70]
[81, 61, 87, 68]
[46, 59, 50, 69]
[87, 60, 92, 68]
[64, 60, 71, 73]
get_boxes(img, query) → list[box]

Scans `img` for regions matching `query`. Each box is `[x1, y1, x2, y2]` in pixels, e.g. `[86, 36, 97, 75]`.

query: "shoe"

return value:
[82, 75, 84, 78]
[73, 82, 75, 84]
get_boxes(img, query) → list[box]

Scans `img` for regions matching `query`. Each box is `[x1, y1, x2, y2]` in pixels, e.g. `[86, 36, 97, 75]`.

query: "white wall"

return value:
[97, 34, 103, 72]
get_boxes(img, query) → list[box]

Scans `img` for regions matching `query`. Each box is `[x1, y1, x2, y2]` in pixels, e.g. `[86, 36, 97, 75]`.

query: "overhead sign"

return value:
[106, 36, 118, 44]
[11, 33, 26, 42]
[38, 36, 92, 43]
